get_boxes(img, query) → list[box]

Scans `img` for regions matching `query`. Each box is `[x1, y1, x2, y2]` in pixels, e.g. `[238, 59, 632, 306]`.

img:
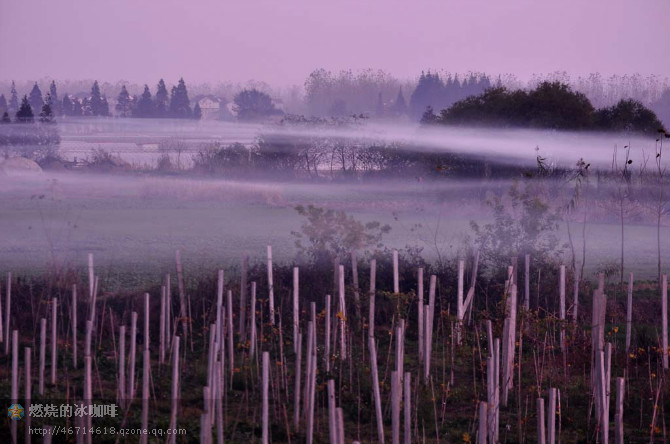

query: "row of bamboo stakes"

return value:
[0, 249, 668, 443]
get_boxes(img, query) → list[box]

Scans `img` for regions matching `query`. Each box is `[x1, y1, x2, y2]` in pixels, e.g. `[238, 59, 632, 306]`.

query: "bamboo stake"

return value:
[160, 286, 166, 364]
[478, 401, 488, 444]
[368, 336, 384, 444]
[404, 372, 411, 444]
[51, 297, 57, 385]
[457, 259, 464, 344]
[72, 284, 78, 368]
[293, 267, 299, 353]
[129, 311, 137, 400]
[424, 305, 431, 382]
[537, 398, 545, 444]
[336, 407, 345, 444]
[88, 253, 94, 299]
[175, 250, 189, 343]
[216, 361, 224, 444]
[306, 320, 317, 444]
[615, 376, 624, 444]
[119, 325, 126, 409]
[267, 245, 275, 325]
[352, 250, 361, 326]
[418, 267, 424, 363]
[84, 355, 92, 444]
[393, 249, 399, 294]
[227, 290, 234, 388]
[626, 272, 633, 351]
[262, 351, 270, 444]
[25, 346, 32, 444]
[168, 336, 180, 444]
[39, 318, 46, 395]
[325, 294, 332, 371]
[5, 272, 11, 355]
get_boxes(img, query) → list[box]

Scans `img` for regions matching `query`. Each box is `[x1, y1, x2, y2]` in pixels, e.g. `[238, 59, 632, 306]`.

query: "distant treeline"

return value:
[422, 81, 667, 135]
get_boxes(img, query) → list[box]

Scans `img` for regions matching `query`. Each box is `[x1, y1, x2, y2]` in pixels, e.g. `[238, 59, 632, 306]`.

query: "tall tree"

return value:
[169, 78, 192, 118]
[193, 102, 202, 120]
[16, 95, 34, 123]
[135, 85, 154, 118]
[391, 87, 407, 116]
[233, 89, 282, 121]
[61, 94, 73, 116]
[9, 81, 19, 112]
[0, 94, 7, 114]
[39, 94, 55, 123]
[29, 83, 44, 114]
[115, 85, 132, 117]
[49, 81, 61, 115]
[155, 79, 169, 117]
[89, 81, 109, 116]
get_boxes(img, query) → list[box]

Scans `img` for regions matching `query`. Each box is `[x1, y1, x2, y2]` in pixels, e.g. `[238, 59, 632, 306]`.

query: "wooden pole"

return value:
[240, 255, 248, 340]
[548, 388, 556, 444]
[25, 346, 32, 444]
[10, 330, 18, 444]
[537, 398, 545, 444]
[84, 355, 92, 444]
[457, 259, 464, 344]
[306, 321, 317, 444]
[88, 253, 94, 300]
[626, 272, 633, 351]
[227, 290, 234, 388]
[72, 284, 78, 368]
[267, 245, 275, 325]
[478, 401, 488, 444]
[5, 272, 11, 355]
[168, 336, 180, 444]
[262, 351, 270, 444]
[325, 294, 331, 371]
[615, 376, 624, 444]
[403, 372, 411, 444]
[293, 267, 299, 353]
[328, 379, 337, 444]
[39, 318, 46, 395]
[250, 282, 257, 358]
[160, 286, 166, 364]
[51, 297, 57, 385]
[391, 370, 400, 444]
[119, 325, 126, 409]
[140, 348, 150, 444]
[294, 330, 302, 429]
[418, 267, 424, 363]
[129, 311, 137, 400]
[175, 250, 189, 343]
[368, 336, 385, 444]
[393, 249, 399, 294]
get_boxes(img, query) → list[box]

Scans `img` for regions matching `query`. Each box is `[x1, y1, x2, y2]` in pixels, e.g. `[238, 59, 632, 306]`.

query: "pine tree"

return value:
[155, 79, 169, 117]
[0, 94, 6, 114]
[89, 81, 109, 116]
[29, 83, 44, 114]
[169, 78, 192, 118]
[61, 94, 73, 116]
[49, 81, 61, 116]
[391, 87, 407, 116]
[420, 105, 438, 125]
[135, 85, 154, 118]
[193, 102, 202, 120]
[115, 85, 132, 117]
[375, 92, 384, 117]
[1, 112, 10, 123]
[39, 94, 55, 123]
[16, 95, 35, 123]
[9, 81, 19, 112]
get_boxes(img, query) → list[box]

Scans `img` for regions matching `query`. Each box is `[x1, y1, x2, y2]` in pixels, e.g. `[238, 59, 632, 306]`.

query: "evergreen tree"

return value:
[9, 81, 19, 112]
[1, 112, 10, 123]
[0, 94, 6, 114]
[49, 81, 61, 115]
[155, 79, 169, 117]
[375, 92, 384, 117]
[115, 85, 132, 117]
[72, 97, 83, 116]
[61, 94, 73, 116]
[16, 95, 34, 123]
[391, 87, 407, 116]
[169, 78, 192, 118]
[420, 105, 438, 125]
[135, 85, 154, 118]
[29, 83, 44, 114]
[193, 102, 202, 120]
[39, 94, 55, 123]
[89, 81, 109, 116]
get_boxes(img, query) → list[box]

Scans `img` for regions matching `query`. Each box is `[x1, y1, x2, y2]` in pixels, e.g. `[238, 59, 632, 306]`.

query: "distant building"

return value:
[195, 95, 229, 120]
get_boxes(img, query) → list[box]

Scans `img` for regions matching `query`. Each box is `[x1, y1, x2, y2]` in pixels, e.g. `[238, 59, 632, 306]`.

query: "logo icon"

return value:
[8, 404, 24, 420]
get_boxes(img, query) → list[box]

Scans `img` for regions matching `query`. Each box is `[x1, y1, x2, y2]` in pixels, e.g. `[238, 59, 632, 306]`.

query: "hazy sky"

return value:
[1, 0, 668, 86]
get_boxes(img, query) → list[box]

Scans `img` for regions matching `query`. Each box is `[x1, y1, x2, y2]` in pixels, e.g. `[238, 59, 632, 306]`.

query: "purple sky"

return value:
[1, 0, 668, 86]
